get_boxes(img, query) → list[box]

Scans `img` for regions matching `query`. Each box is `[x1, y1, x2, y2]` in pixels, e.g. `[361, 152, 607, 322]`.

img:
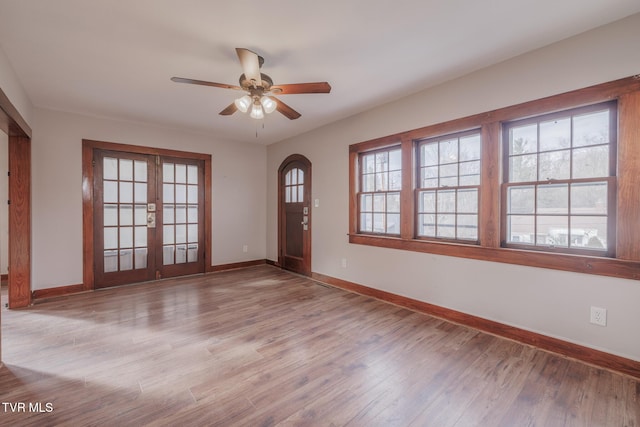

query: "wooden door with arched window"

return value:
[278, 155, 311, 276]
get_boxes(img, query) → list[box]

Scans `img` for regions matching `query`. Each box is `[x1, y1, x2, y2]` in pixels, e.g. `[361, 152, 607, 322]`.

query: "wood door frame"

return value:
[277, 154, 312, 275]
[82, 139, 212, 290]
[0, 87, 32, 310]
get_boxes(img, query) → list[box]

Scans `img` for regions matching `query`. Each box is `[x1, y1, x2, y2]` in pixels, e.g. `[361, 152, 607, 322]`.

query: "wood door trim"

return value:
[8, 136, 31, 308]
[277, 154, 312, 275]
[82, 139, 212, 290]
[1, 85, 32, 310]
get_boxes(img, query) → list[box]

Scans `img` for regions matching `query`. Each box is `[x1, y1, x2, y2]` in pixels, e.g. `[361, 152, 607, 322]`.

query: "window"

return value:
[503, 102, 616, 254]
[284, 167, 304, 203]
[416, 130, 481, 242]
[348, 75, 640, 281]
[358, 147, 401, 234]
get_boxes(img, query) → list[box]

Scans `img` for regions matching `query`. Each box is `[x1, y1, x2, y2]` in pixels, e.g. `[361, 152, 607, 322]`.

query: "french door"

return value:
[93, 149, 205, 288]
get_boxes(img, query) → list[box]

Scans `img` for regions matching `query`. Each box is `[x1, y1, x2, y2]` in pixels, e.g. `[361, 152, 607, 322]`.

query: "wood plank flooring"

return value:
[1, 265, 639, 426]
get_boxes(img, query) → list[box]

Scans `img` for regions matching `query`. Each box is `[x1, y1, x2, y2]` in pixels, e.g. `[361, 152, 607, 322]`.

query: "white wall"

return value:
[0, 46, 33, 126]
[32, 108, 267, 290]
[266, 13, 640, 361]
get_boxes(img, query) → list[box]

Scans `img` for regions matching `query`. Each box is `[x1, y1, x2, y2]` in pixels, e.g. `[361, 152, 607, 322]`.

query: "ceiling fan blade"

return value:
[270, 82, 331, 95]
[235, 48, 261, 84]
[219, 103, 238, 116]
[273, 97, 302, 120]
[171, 77, 242, 91]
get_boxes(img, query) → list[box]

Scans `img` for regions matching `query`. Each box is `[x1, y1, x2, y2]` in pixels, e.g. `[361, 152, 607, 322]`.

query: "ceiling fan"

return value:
[171, 48, 331, 120]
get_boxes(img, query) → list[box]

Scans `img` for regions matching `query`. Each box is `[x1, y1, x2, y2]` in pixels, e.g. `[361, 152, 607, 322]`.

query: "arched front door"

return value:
[278, 154, 311, 276]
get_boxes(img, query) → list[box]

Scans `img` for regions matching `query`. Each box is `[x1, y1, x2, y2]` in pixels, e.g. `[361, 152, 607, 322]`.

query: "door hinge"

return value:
[7, 200, 10, 205]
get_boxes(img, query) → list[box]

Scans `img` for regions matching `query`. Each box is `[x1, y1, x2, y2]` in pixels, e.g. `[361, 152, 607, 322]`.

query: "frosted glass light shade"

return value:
[260, 96, 277, 114]
[250, 103, 264, 119]
[234, 95, 252, 113]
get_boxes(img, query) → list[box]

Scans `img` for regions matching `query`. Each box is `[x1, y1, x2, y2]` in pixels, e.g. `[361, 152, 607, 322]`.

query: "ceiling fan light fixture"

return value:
[260, 96, 277, 114]
[250, 102, 264, 119]
[173, 48, 331, 121]
[234, 95, 252, 113]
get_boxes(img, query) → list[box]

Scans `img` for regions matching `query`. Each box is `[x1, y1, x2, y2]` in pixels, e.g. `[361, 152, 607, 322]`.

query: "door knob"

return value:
[147, 212, 156, 228]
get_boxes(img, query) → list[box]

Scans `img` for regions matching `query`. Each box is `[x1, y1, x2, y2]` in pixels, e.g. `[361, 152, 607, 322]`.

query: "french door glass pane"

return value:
[176, 245, 187, 263]
[176, 224, 187, 244]
[120, 205, 133, 226]
[103, 158, 118, 180]
[163, 184, 174, 203]
[164, 225, 175, 244]
[175, 164, 187, 183]
[120, 250, 133, 270]
[104, 250, 118, 272]
[134, 160, 147, 182]
[135, 248, 148, 269]
[187, 165, 198, 184]
[176, 184, 187, 203]
[120, 182, 133, 203]
[134, 205, 147, 225]
[134, 183, 147, 203]
[104, 205, 118, 226]
[119, 159, 133, 181]
[104, 181, 118, 203]
[134, 226, 147, 247]
[187, 206, 198, 223]
[188, 224, 198, 242]
[188, 185, 198, 203]
[104, 228, 118, 249]
[176, 205, 186, 223]
[163, 163, 174, 182]
[163, 246, 174, 265]
[120, 227, 133, 248]
[187, 244, 198, 262]
[163, 206, 174, 224]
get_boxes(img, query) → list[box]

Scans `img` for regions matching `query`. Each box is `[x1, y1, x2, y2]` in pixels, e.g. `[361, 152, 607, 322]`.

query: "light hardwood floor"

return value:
[1, 266, 639, 426]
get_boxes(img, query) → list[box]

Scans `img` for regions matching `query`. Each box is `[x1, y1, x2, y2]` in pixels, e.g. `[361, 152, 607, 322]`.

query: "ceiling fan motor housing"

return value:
[239, 73, 273, 91]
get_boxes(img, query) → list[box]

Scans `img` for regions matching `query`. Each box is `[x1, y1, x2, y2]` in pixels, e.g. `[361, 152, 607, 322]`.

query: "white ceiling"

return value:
[1, 1, 639, 145]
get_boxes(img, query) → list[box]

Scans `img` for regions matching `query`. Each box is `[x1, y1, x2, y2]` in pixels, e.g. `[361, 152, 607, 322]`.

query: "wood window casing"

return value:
[349, 75, 640, 280]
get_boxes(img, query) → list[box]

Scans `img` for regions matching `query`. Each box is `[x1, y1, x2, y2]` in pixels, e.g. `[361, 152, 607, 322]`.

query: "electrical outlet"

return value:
[590, 306, 607, 326]
[242, 245, 248, 253]
[341, 258, 347, 268]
